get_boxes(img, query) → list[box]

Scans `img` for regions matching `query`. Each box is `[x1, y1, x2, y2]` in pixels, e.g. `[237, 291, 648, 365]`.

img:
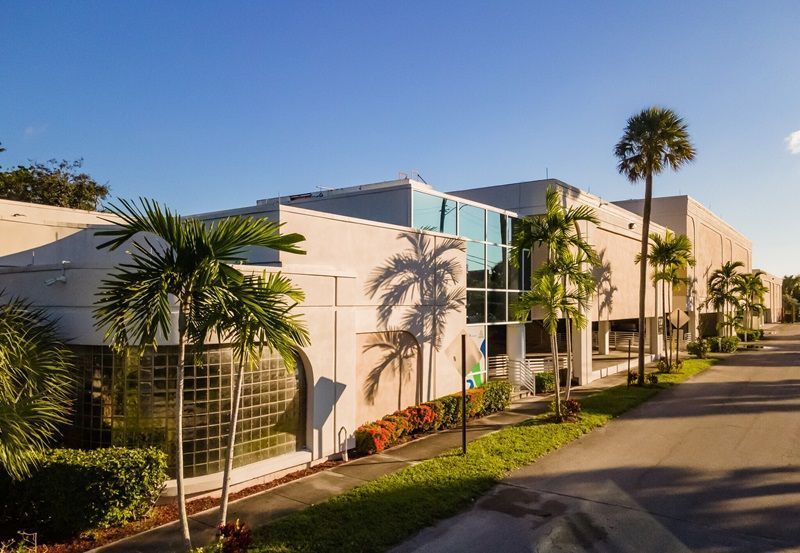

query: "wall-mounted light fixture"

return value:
[628, 223, 636, 230]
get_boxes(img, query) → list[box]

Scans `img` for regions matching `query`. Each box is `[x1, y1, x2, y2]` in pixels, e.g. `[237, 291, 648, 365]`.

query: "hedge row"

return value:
[0, 447, 167, 539]
[355, 380, 512, 455]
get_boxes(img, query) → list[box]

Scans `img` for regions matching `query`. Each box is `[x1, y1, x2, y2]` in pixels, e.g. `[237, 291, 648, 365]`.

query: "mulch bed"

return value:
[30, 460, 342, 553]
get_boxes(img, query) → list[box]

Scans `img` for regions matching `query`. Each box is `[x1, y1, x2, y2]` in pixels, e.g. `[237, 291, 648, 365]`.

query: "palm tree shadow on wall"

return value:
[365, 231, 465, 401]
[593, 249, 617, 322]
[362, 330, 421, 408]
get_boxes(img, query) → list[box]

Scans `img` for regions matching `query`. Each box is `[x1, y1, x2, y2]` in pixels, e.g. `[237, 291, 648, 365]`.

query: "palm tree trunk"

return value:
[637, 172, 653, 385]
[550, 333, 562, 419]
[661, 272, 668, 365]
[219, 353, 247, 527]
[564, 316, 573, 400]
[668, 289, 674, 366]
[176, 305, 192, 551]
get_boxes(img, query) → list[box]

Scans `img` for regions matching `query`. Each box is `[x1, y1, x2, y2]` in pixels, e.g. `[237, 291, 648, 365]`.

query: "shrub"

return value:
[429, 395, 460, 429]
[647, 373, 659, 385]
[402, 404, 438, 433]
[465, 387, 485, 418]
[535, 371, 556, 393]
[0, 447, 167, 539]
[738, 330, 763, 342]
[657, 359, 683, 373]
[719, 336, 740, 353]
[627, 371, 638, 385]
[355, 382, 512, 456]
[687, 339, 710, 359]
[218, 519, 252, 553]
[548, 398, 581, 421]
[355, 421, 395, 455]
[482, 380, 512, 413]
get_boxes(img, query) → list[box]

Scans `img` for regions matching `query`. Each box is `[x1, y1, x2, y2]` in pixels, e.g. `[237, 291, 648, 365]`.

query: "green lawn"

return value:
[249, 358, 718, 553]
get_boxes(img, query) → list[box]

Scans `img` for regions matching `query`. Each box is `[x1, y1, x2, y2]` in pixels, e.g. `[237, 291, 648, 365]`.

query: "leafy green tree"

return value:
[93, 199, 305, 551]
[706, 261, 745, 337]
[615, 107, 696, 384]
[194, 272, 309, 527]
[0, 294, 74, 480]
[0, 158, 109, 210]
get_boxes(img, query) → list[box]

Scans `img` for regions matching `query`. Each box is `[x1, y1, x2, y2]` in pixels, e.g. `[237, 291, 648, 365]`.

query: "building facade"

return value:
[0, 176, 779, 497]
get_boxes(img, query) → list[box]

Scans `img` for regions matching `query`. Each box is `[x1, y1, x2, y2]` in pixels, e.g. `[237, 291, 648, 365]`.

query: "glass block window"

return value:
[67, 345, 307, 478]
[412, 191, 457, 235]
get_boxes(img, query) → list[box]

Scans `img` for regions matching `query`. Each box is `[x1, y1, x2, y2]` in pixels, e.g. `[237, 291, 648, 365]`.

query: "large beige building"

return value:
[0, 177, 780, 496]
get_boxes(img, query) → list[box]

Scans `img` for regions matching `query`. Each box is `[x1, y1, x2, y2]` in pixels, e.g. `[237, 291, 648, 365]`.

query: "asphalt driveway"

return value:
[393, 325, 800, 553]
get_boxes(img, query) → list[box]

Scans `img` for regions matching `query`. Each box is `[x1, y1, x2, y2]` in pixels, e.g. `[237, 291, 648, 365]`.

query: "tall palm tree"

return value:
[707, 261, 744, 338]
[93, 199, 305, 551]
[511, 186, 598, 392]
[615, 107, 696, 384]
[194, 272, 309, 528]
[0, 294, 74, 480]
[512, 269, 586, 420]
[734, 271, 768, 342]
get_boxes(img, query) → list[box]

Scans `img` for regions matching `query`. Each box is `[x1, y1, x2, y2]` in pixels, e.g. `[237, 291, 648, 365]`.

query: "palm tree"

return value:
[512, 269, 585, 420]
[782, 274, 800, 322]
[656, 265, 690, 364]
[734, 271, 768, 342]
[194, 272, 309, 528]
[0, 294, 74, 480]
[615, 107, 696, 384]
[546, 250, 595, 399]
[511, 186, 598, 392]
[639, 231, 695, 366]
[706, 261, 744, 338]
[93, 199, 305, 551]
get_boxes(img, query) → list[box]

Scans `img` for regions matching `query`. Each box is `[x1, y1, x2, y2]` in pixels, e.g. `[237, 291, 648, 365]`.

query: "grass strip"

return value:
[250, 358, 718, 553]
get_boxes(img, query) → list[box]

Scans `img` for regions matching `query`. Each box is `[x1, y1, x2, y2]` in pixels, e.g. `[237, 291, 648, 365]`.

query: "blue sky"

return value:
[2, 1, 799, 274]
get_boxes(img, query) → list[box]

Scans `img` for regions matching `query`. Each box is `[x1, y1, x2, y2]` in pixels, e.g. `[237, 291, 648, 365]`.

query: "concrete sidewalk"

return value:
[94, 372, 628, 553]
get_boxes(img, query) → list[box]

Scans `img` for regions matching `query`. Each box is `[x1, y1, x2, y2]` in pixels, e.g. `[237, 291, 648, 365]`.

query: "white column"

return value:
[506, 323, 526, 365]
[597, 320, 610, 355]
[647, 316, 662, 358]
[572, 322, 592, 385]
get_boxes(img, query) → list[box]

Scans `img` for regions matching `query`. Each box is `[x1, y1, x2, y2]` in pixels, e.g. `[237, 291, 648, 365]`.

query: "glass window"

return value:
[467, 291, 486, 324]
[509, 248, 530, 291]
[459, 203, 485, 241]
[412, 191, 457, 234]
[487, 211, 506, 245]
[487, 291, 507, 323]
[486, 245, 506, 290]
[466, 241, 486, 288]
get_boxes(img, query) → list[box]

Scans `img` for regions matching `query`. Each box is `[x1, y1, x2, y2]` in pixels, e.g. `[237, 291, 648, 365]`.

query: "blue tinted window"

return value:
[413, 191, 457, 234]
[487, 211, 506, 244]
[486, 245, 506, 289]
[466, 241, 486, 288]
[459, 204, 485, 241]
